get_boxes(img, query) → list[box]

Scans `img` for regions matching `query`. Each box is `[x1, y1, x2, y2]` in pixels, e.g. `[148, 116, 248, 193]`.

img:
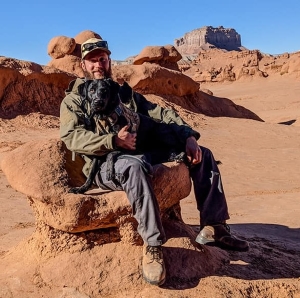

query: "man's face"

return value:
[81, 50, 111, 79]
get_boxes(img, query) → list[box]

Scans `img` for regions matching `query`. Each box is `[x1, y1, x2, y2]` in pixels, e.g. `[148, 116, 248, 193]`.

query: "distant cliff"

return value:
[175, 26, 243, 55]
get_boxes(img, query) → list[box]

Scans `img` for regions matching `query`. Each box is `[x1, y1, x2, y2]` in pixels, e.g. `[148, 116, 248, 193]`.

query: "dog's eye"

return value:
[89, 88, 95, 93]
[101, 89, 107, 94]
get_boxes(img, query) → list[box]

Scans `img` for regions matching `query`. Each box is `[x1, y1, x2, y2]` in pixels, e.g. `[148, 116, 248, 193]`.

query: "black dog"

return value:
[69, 78, 187, 194]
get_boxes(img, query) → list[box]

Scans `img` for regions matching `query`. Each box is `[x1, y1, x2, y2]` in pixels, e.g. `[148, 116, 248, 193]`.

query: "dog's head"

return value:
[78, 78, 120, 115]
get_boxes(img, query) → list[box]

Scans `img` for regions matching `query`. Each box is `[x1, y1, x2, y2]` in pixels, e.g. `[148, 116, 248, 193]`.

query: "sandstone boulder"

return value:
[112, 63, 199, 96]
[0, 136, 228, 294]
[1, 139, 191, 242]
[48, 54, 84, 78]
[47, 36, 76, 59]
[133, 45, 182, 71]
[74, 30, 102, 44]
[0, 57, 75, 118]
[47, 30, 102, 75]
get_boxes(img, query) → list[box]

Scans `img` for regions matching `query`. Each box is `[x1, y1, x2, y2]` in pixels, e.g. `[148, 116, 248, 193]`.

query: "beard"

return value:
[83, 65, 112, 80]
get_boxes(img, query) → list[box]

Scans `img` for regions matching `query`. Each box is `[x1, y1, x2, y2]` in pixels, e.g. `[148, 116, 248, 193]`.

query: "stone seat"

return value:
[1, 139, 192, 243]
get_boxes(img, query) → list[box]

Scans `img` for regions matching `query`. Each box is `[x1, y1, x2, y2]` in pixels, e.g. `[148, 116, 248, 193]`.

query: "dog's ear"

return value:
[78, 80, 93, 101]
[105, 78, 120, 94]
[104, 78, 120, 109]
[119, 81, 133, 104]
[105, 79, 121, 102]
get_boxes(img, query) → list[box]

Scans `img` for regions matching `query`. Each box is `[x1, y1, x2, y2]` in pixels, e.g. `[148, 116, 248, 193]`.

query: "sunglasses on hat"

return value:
[82, 40, 109, 52]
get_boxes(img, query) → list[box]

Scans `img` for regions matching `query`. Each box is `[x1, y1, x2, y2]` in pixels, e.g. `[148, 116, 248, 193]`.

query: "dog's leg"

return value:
[69, 158, 99, 194]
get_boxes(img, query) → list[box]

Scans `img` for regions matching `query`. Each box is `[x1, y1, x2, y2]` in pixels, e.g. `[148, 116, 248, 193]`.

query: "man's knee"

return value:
[127, 159, 150, 175]
[120, 156, 152, 176]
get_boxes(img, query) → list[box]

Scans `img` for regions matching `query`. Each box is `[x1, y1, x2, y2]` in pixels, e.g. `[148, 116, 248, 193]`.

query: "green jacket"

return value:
[60, 78, 200, 177]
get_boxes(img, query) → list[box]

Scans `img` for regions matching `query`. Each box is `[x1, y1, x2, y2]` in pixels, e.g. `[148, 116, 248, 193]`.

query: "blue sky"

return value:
[1, 0, 299, 66]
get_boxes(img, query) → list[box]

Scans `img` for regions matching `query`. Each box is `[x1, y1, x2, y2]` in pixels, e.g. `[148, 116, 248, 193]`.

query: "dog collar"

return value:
[101, 103, 124, 127]
[114, 104, 123, 116]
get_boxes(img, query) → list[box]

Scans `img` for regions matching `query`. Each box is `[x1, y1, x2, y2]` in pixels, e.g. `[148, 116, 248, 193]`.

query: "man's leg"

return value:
[190, 146, 249, 251]
[95, 155, 166, 285]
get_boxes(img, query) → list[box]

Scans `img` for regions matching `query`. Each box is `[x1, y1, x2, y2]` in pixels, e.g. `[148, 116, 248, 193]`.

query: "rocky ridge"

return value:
[175, 26, 243, 54]
[111, 26, 299, 85]
[181, 49, 300, 83]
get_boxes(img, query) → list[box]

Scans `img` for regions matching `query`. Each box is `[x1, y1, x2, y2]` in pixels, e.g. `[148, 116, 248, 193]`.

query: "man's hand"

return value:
[186, 136, 202, 165]
[114, 125, 137, 150]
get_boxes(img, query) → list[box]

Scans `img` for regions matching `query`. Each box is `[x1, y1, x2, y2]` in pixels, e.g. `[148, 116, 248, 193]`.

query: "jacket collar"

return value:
[65, 78, 85, 96]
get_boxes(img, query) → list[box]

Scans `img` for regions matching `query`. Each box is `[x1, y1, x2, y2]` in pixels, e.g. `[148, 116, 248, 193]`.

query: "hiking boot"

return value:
[195, 223, 249, 251]
[142, 245, 166, 286]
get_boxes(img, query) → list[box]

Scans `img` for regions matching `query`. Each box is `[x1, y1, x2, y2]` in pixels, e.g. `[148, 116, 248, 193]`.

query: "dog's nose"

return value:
[92, 98, 105, 111]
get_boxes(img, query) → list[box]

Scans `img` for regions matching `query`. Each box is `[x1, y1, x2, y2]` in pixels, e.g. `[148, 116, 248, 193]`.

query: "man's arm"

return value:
[133, 92, 200, 141]
[119, 84, 202, 163]
[132, 92, 202, 164]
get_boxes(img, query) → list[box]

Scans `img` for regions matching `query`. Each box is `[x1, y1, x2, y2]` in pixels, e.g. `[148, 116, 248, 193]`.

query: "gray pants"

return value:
[94, 147, 230, 246]
[95, 155, 166, 246]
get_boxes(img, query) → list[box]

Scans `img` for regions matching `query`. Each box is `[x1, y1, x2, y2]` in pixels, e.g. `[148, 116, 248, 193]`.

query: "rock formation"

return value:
[47, 30, 102, 77]
[0, 57, 75, 118]
[0, 46, 263, 122]
[111, 44, 201, 96]
[180, 48, 300, 83]
[0, 138, 231, 296]
[175, 26, 243, 55]
[1, 138, 193, 244]
[112, 63, 200, 96]
[46, 30, 200, 97]
[133, 45, 182, 71]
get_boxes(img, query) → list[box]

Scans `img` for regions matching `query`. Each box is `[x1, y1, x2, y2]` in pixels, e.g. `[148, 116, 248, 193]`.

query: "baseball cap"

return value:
[81, 38, 111, 59]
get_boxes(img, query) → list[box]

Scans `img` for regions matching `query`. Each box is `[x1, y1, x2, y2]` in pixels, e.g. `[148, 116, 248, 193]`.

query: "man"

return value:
[60, 37, 249, 286]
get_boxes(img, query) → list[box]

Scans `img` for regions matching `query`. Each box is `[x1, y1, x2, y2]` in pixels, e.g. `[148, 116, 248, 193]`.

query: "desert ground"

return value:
[0, 66, 300, 297]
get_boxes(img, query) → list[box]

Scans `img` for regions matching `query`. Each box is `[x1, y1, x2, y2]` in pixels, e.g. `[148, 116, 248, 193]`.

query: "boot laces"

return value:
[146, 246, 163, 264]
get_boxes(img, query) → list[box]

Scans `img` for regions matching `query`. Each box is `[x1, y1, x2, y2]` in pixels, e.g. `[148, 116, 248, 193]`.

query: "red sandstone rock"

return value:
[1, 139, 191, 237]
[47, 36, 76, 59]
[133, 45, 180, 65]
[133, 45, 182, 69]
[0, 57, 75, 118]
[48, 54, 84, 78]
[112, 63, 199, 96]
[74, 30, 102, 44]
